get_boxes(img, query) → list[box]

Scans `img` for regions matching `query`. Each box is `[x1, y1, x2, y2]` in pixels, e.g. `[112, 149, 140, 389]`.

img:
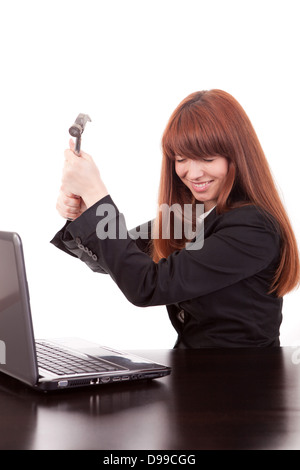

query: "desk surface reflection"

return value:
[1, 347, 300, 450]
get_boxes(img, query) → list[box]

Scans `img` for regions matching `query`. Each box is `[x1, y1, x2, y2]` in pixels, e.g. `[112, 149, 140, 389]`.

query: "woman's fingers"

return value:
[56, 190, 82, 220]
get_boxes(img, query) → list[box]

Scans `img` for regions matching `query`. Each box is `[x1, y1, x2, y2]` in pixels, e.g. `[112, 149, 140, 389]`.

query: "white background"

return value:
[0, 0, 299, 349]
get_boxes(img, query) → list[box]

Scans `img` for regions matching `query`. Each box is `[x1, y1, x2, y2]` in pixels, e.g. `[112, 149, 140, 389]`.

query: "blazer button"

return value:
[75, 237, 81, 245]
[92, 254, 98, 261]
[78, 244, 84, 250]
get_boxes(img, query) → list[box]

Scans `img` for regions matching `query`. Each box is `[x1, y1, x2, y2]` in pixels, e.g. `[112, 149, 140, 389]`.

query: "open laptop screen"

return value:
[0, 232, 38, 385]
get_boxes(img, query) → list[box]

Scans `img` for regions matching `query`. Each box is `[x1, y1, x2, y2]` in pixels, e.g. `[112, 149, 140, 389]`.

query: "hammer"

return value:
[69, 113, 92, 155]
[66, 113, 91, 220]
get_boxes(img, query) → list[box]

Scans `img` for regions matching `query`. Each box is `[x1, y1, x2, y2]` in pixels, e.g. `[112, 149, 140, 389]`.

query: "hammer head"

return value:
[69, 113, 92, 138]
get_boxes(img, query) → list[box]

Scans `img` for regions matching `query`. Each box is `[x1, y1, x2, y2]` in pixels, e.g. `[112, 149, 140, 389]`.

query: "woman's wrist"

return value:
[83, 183, 109, 209]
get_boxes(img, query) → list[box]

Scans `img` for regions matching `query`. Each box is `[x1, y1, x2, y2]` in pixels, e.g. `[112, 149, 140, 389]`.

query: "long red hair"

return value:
[151, 89, 300, 297]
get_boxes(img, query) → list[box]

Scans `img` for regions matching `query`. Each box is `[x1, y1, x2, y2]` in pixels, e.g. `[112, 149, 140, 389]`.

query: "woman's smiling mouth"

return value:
[190, 180, 214, 192]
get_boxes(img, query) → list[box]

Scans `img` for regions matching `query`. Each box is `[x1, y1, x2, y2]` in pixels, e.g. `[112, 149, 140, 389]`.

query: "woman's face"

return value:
[175, 155, 229, 211]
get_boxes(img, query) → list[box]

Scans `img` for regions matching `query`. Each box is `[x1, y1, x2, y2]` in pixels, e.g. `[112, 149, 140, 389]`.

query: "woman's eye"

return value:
[203, 158, 214, 162]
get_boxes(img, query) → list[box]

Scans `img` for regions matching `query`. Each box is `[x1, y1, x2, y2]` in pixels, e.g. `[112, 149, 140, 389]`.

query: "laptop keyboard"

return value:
[36, 341, 120, 376]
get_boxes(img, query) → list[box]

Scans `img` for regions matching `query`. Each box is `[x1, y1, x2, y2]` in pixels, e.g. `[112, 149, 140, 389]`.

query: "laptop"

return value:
[0, 231, 171, 392]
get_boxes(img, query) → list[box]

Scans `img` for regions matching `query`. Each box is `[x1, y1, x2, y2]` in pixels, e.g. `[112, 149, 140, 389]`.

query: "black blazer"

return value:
[51, 195, 283, 348]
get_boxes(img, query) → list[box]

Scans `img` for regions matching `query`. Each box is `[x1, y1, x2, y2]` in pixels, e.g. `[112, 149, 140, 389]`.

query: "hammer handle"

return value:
[75, 136, 81, 156]
[67, 136, 82, 220]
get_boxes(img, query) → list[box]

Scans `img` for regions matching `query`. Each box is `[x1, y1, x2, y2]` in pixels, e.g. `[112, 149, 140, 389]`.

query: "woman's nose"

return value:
[186, 160, 205, 180]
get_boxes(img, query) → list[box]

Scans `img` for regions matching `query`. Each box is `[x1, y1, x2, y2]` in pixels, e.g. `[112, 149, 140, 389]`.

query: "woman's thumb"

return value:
[69, 138, 76, 152]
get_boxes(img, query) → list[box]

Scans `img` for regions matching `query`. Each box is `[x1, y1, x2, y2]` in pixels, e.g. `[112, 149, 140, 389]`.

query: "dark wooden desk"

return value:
[1, 347, 300, 450]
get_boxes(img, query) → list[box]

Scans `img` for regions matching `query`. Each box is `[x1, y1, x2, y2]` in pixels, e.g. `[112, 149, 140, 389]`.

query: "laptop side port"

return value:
[90, 378, 99, 385]
[100, 377, 110, 383]
[58, 380, 68, 387]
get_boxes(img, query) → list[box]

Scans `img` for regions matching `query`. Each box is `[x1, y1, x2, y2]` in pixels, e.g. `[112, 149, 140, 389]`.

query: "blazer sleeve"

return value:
[50, 195, 281, 307]
[50, 198, 153, 274]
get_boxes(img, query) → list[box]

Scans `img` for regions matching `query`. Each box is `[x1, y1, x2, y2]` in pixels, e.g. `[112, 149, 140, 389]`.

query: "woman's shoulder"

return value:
[212, 204, 280, 234]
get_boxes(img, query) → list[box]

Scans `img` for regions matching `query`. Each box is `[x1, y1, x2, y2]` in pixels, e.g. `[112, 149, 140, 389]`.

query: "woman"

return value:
[51, 89, 300, 348]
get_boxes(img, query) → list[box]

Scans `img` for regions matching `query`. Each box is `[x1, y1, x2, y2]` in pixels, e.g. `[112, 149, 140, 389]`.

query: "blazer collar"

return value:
[203, 206, 218, 237]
